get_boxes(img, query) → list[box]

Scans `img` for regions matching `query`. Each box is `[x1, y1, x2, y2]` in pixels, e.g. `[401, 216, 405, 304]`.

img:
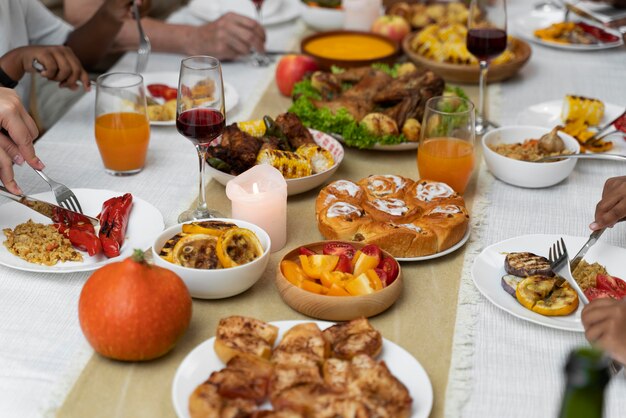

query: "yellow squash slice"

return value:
[216, 228, 264, 268]
[516, 276, 579, 316]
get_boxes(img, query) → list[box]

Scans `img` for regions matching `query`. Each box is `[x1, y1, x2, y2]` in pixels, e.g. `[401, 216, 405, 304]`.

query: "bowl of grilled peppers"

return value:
[152, 219, 271, 299]
[205, 112, 344, 195]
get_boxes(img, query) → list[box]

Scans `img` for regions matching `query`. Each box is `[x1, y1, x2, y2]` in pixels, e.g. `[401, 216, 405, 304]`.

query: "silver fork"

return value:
[132, 0, 151, 73]
[550, 237, 624, 375]
[548, 238, 590, 305]
[33, 169, 83, 214]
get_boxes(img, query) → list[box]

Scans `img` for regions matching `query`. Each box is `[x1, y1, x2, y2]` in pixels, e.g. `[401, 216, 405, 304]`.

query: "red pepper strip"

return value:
[614, 113, 626, 133]
[577, 22, 619, 43]
[53, 222, 102, 256]
[68, 227, 102, 256]
[51, 207, 94, 227]
[99, 193, 133, 258]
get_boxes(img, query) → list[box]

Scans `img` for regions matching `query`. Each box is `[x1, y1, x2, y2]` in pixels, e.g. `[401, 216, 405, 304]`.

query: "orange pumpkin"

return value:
[78, 250, 192, 361]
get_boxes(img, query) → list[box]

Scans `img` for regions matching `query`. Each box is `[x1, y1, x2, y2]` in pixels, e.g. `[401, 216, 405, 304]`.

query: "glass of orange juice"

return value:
[95, 73, 150, 176]
[417, 96, 476, 194]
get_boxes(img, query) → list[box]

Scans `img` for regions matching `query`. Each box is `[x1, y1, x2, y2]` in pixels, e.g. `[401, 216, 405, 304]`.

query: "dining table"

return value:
[1, 0, 626, 417]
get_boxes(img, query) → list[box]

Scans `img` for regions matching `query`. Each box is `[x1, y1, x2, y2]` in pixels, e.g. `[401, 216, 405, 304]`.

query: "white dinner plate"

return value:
[171, 320, 433, 418]
[396, 227, 471, 262]
[206, 129, 345, 196]
[513, 9, 623, 51]
[516, 99, 625, 153]
[141, 72, 239, 126]
[0, 189, 164, 273]
[472, 234, 626, 332]
[333, 134, 419, 152]
[189, 0, 300, 26]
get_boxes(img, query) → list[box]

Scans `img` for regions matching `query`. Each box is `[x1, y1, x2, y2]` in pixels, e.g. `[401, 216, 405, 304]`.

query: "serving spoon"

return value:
[536, 153, 626, 163]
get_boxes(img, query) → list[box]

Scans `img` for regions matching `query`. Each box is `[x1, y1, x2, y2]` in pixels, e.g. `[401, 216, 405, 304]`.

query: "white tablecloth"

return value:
[0, 3, 303, 417]
[445, 1, 626, 417]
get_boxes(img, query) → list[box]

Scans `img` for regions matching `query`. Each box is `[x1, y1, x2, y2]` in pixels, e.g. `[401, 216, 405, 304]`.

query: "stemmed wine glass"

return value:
[467, 0, 507, 135]
[176, 56, 225, 222]
[250, 0, 271, 67]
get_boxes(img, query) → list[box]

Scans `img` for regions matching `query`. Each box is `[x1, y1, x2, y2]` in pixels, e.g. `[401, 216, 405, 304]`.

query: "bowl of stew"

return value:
[482, 125, 580, 188]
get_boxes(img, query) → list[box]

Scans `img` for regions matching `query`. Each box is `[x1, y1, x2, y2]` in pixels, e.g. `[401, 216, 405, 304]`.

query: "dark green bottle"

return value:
[558, 347, 611, 418]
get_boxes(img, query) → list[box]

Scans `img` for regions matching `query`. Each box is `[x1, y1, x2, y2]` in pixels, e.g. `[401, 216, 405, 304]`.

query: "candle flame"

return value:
[252, 183, 260, 194]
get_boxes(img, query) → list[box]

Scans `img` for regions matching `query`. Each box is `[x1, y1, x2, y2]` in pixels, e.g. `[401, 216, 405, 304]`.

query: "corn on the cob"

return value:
[237, 120, 266, 137]
[295, 144, 334, 174]
[256, 149, 312, 179]
[562, 95, 604, 126]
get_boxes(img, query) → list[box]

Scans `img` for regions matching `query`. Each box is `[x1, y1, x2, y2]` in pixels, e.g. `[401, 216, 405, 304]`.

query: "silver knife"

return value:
[0, 185, 99, 227]
[570, 228, 605, 270]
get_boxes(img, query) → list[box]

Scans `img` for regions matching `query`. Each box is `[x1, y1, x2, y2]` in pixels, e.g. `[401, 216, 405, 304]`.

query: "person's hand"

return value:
[188, 13, 266, 61]
[590, 176, 626, 230]
[582, 298, 626, 365]
[0, 88, 43, 195]
[101, 0, 145, 22]
[1, 46, 90, 91]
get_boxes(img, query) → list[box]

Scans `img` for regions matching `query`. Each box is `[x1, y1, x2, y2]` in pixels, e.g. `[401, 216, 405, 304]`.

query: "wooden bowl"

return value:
[275, 241, 403, 321]
[402, 32, 532, 84]
[301, 30, 400, 70]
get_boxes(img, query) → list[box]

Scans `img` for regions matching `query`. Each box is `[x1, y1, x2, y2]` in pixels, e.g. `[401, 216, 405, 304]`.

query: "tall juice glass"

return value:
[95, 73, 150, 176]
[417, 96, 476, 194]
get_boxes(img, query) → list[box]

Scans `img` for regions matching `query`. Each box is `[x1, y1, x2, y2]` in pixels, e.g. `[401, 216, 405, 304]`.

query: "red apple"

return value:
[371, 15, 411, 43]
[275, 54, 319, 97]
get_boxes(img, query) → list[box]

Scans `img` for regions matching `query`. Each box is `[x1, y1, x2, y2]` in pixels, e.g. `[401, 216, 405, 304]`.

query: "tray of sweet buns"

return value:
[315, 175, 471, 260]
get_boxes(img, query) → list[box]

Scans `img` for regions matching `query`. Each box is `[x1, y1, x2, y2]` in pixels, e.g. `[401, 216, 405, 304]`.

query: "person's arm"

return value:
[582, 298, 626, 364]
[589, 176, 626, 230]
[64, 0, 266, 59]
[0, 88, 44, 195]
[64, 0, 135, 69]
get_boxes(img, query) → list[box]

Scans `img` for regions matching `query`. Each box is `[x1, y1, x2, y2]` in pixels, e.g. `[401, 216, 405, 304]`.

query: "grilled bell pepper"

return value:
[53, 222, 102, 256]
[263, 116, 291, 151]
[98, 193, 133, 258]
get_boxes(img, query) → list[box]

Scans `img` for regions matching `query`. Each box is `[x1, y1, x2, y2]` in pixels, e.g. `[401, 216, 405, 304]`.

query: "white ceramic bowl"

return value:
[482, 126, 580, 188]
[206, 129, 344, 195]
[152, 219, 271, 299]
[300, 3, 345, 31]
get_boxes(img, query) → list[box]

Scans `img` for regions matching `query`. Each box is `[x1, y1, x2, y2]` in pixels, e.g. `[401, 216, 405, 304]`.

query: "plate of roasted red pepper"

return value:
[0, 189, 164, 273]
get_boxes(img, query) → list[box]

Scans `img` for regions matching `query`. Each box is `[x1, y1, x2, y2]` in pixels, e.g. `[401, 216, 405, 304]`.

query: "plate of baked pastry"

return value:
[315, 175, 470, 261]
[172, 316, 433, 418]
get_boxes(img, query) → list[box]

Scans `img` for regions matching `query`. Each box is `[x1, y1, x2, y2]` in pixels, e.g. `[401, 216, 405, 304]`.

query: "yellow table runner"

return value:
[57, 81, 485, 418]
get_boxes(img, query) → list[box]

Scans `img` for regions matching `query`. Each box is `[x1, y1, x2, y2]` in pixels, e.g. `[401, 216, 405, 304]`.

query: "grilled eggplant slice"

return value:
[501, 274, 523, 298]
[504, 252, 554, 277]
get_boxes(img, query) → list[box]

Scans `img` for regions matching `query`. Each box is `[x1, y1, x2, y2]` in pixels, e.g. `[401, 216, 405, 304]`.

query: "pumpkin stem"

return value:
[132, 249, 146, 264]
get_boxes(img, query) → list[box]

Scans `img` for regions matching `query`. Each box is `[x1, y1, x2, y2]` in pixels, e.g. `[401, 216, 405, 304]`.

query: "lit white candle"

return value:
[225, 165, 287, 252]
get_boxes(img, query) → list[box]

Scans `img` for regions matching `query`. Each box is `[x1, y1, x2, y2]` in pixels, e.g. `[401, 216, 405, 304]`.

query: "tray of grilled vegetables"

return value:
[205, 112, 344, 195]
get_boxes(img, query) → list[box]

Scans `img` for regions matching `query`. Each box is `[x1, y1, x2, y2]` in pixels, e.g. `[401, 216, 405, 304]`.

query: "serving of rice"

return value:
[3, 220, 83, 266]
[572, 259, 608, 291]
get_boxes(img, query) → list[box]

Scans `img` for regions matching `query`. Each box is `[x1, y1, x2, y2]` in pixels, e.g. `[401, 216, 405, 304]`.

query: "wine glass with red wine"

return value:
[250, 0, 271, 67]
[176, 56, 225, 222]
[467, 0, 507, 135]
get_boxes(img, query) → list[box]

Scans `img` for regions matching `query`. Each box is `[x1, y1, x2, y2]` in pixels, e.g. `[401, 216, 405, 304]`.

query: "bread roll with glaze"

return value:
[317, 200, 370, 241]
[358, 175, 414, 200]
[404, 179, 465, 211]
[362, 197, 421, 224]
[315, 179, 364, 214]
[360, 222, 439, 258]
[421, 204, 469, 250]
